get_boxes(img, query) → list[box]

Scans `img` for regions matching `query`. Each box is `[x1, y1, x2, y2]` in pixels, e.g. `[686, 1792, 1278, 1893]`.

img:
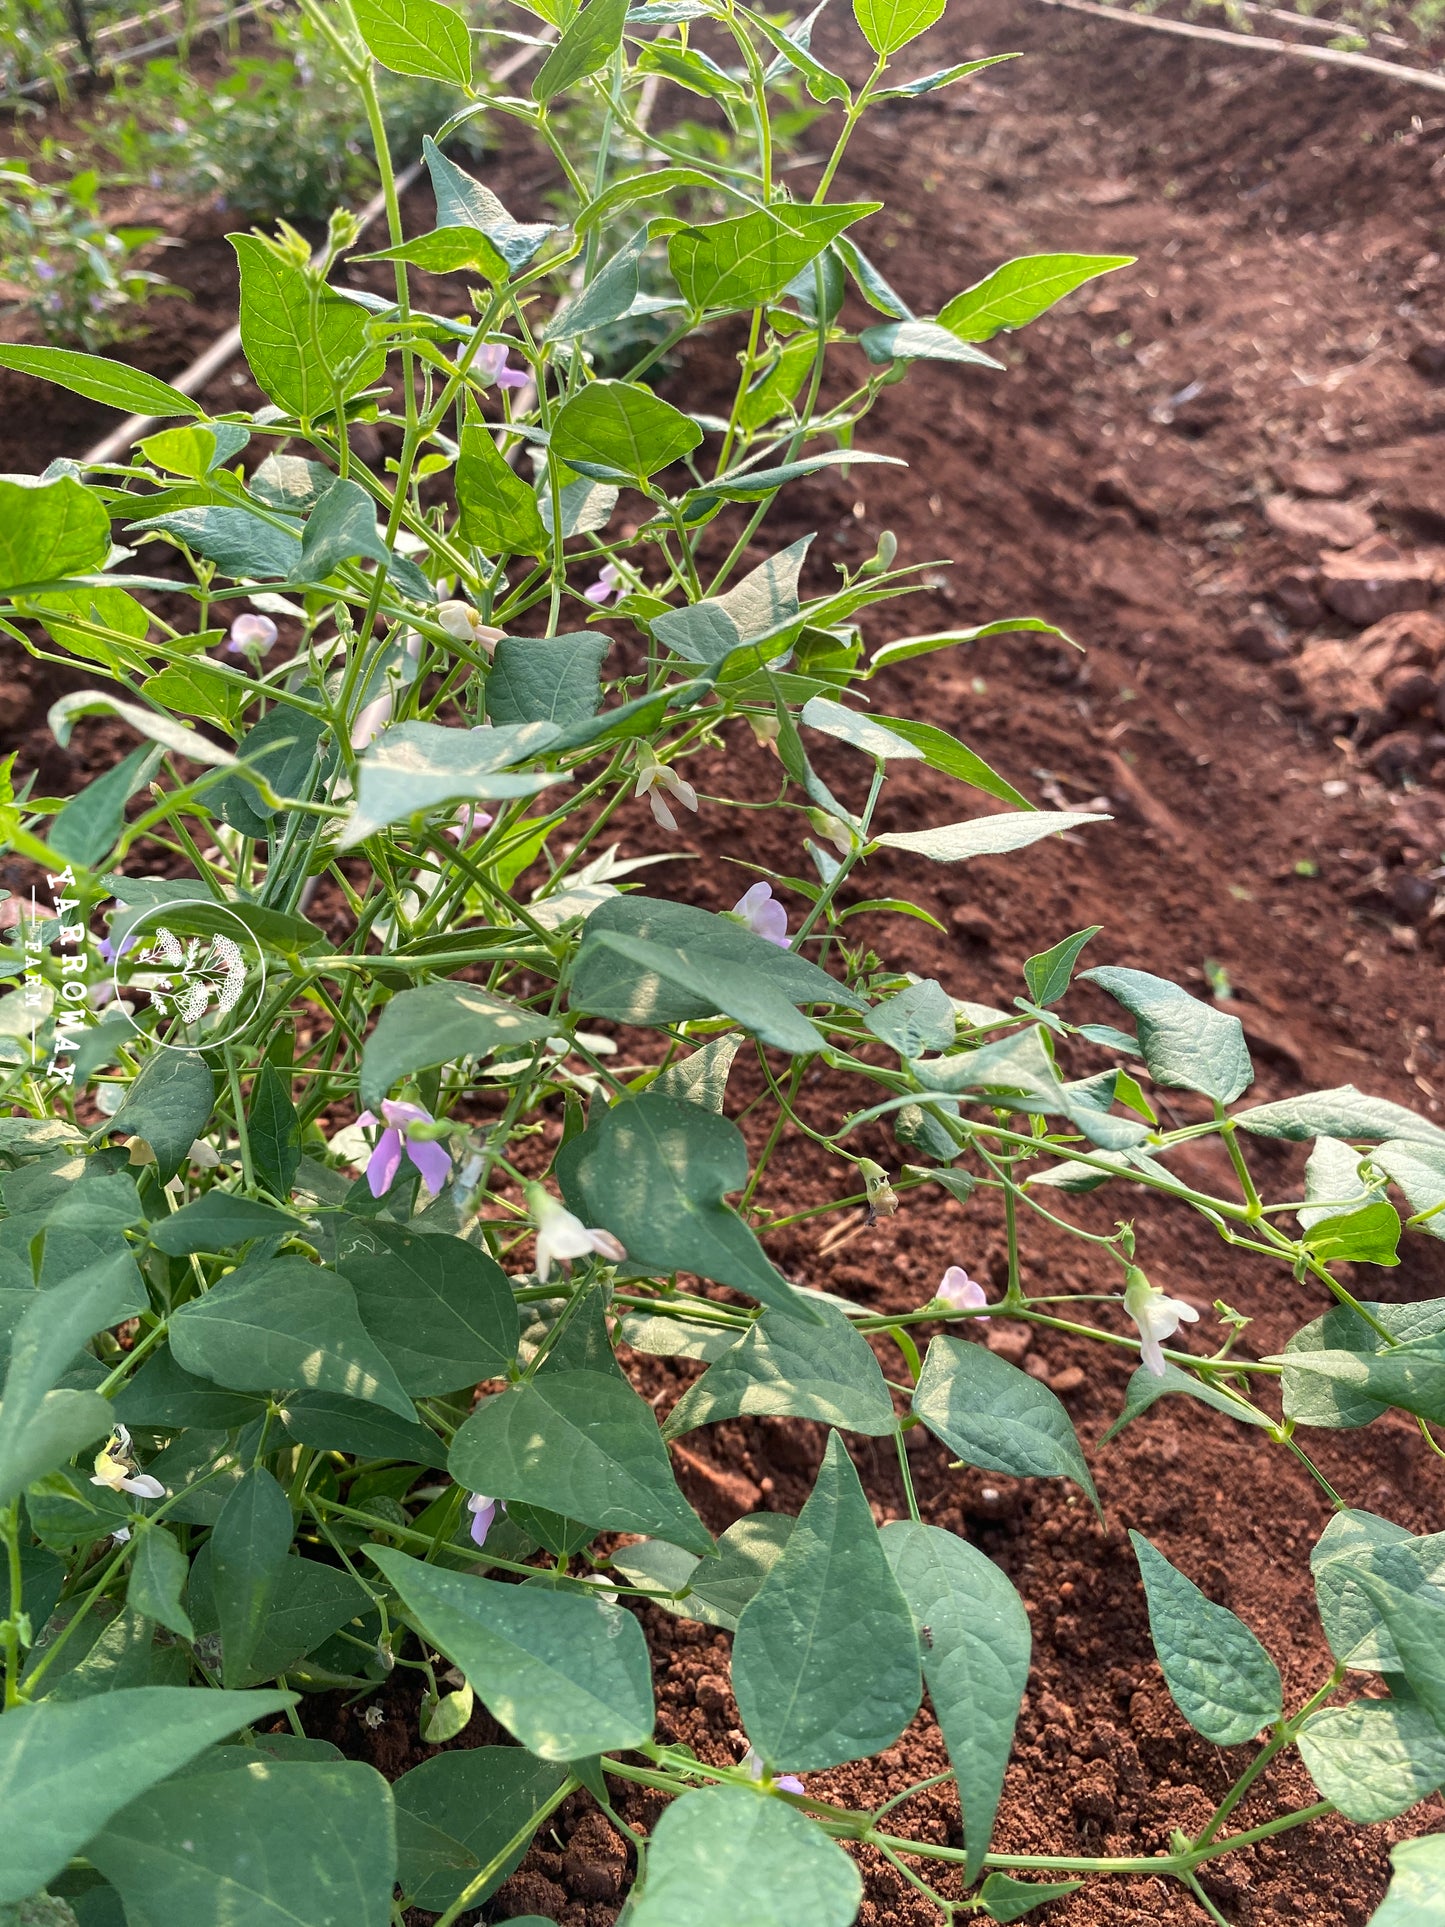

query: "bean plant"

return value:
[0, 162, 177, 349]
[0, 0, 1442, 1922]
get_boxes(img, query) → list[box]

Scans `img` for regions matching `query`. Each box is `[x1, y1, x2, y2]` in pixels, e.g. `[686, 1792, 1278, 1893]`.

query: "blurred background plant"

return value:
[98, 7, 485, 223]
[0, 159, 178, 345]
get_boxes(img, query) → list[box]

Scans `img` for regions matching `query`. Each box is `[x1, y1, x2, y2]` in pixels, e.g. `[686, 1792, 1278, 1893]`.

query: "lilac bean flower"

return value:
[226, 613, 278, 656]
[731, 880, 789, 948]
[467, 1493, 503, 1549]
[742, 1746, 803, 1797]
[935, 1265, 990, 1322]
[584, 562, 622, 605]
[1123, 1266, 1199, 1376]
[355, 1098, 453, 1199]
[476, 340, 531, 391]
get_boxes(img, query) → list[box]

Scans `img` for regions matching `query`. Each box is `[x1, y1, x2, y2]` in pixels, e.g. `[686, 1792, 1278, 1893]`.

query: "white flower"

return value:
[527, 1183, 626, 1280]
[935, 1266, 989, 1321]
[90, 1425, 166, 1500]
[857, 1158, 897, 1220]
[1123, 1267, 1199, 1376]
[807, 808, 853, 857]
[633, 745, 698, 832]
[226, 613, 277, 656]
[437, 600, 504, 657]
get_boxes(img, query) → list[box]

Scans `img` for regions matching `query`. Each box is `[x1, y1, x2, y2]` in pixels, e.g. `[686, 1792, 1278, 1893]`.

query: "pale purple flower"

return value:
[352, 628, 422, 748]
[444, 802, 494, 842]
[355, 1098, 453, 1199]
[527, 1182, 626, 1281]
[98, 928, 139, 966]
[742, 1746, 803, 1796]
[634, 745, 698, 832]
[476, 340, 531, 391]
[584, 562, 622, 605]
[732, 880, 789, 948]
[467, 1493, 502, 1548]
[1123, 1268, 1199, 1377]
[936, 1266, 989, 1322]
[35, 261, 55, 283]
[226, 613, 278, 656]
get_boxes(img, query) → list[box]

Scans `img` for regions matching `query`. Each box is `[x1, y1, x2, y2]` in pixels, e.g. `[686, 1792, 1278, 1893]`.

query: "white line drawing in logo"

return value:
[112, 899, 266, 1050]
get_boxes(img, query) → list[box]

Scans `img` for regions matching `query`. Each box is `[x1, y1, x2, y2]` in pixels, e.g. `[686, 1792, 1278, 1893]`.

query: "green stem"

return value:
[430, 1776, 579, 1927]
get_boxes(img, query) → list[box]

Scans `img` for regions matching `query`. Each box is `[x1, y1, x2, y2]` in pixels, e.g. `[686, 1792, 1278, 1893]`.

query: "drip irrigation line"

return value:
[1032, 0, 1445, 93]
[80, 34, 550, 466]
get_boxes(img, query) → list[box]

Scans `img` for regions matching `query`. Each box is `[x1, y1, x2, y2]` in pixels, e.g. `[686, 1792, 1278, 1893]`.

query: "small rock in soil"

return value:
[1272, 567, 1324, 627]
[1409, 337, 1445, 378]
[1264, 494, 1375, 548]
[1318, 536, 1437, 627]
[1381, 666, 1436, 721]
[1232, 618, 1292, 663]
[1276, 456, 1350, 498]
[950, 906, 996, 943]
[1049, 1365, 1087, 1394]
[986, 1326, 1032, 1363]
[1366, 730, 1431, 784]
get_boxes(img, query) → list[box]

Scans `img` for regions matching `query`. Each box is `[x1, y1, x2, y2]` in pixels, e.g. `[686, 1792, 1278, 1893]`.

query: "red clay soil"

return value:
[6, 2, 1445, 1922]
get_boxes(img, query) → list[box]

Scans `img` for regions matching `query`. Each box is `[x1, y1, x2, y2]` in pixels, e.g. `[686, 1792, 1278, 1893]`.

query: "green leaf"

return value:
[140, 422, 248, 476]
[1129, 1530, 1281, 1744]
[169, 1255, 417, 1421]
[338, 1219, 518, 1393]
[978, 1873, 1084, 1922]
[652, 536, 814, 664]
[1370, 1834, 1445, 1926]
[0, 478, 110, 592]
[114, 1348, 265, 1430]
[1303, 1199, 1401, 1267]
[552, 380, 701, 482]
[362, 226, 513, 285]
[1080, 965, 1253, 1107]
[279, 1389, 448, 1468]
[1270, 1334, 1445, 1427]
[872, 715, 1033, 809]
[104, 1050, 214, 1182]
[628, 1783, 862, 1927]
[342, 719, 561, 846]
[370, 1547, 655, 1759]
[913, 1336, 1098, 1508]
[875, 809, 1106, 863]
[448, 1368, 711, 1553]
[858, 319, 1002, 367]
[48, 746, 163, 871]
[50, 691, 237, 769]
[1309, 1509, 1431, 1670]
[1296, 1698, 1445, 1822]
[664, 1300, 894, 1438]
[867, 616, 1069, 676]
[0, 1256, 140, 1506]
[864, 979, 956, 1057]
[733, 1433, 919, 1771]
[231, 232, 385, 421]
[938, 254, 1134, 341]
[394, 1748, 567, 1912]
[298, 476, 391, 582]
[1100, 1361, 1267, 1445]
[0, 345, 202, 419]
[211, 1467, 293, 1687]
[129, 503, 302, 582]
[692, 448, 903, 505]
[422, 140, 557, 272]
[0, 1687, 292, 1905]
[360, 980, 551, 1112]
[246, 1063, 302, 1202]
[872, 52, 1017, 98]
[1024, 927, 1102, 1008]
[853, 0, 944, 55]
[192, 1552, 372, 1685]
[542, 477, 619, 539]
[646, 1513, 796, 1629]
[555, 1093, 818, 1322]
[1282, 1300, 1445, 1430]
[800, 696, 921, 761]
[89, 1758, 395, 1927]
[571, 893, 860, 1029]
[1350, 1574, 1445, 1727]
[1299, 1136, 1386, 1232]
[533, 0, 629, 100]
[126, 1527, 194, 1641]
[579, 929, 826, 1055]
[1373, 1139, 1445, 1240]
[353, 0, 472, 82]
[670, 204, 878, 315]
[488, 633, 608, 728]
[456, 422, 549, 556]
[881, 1521, 1030, 1882]
[1234, 1086, 1445, 1148]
